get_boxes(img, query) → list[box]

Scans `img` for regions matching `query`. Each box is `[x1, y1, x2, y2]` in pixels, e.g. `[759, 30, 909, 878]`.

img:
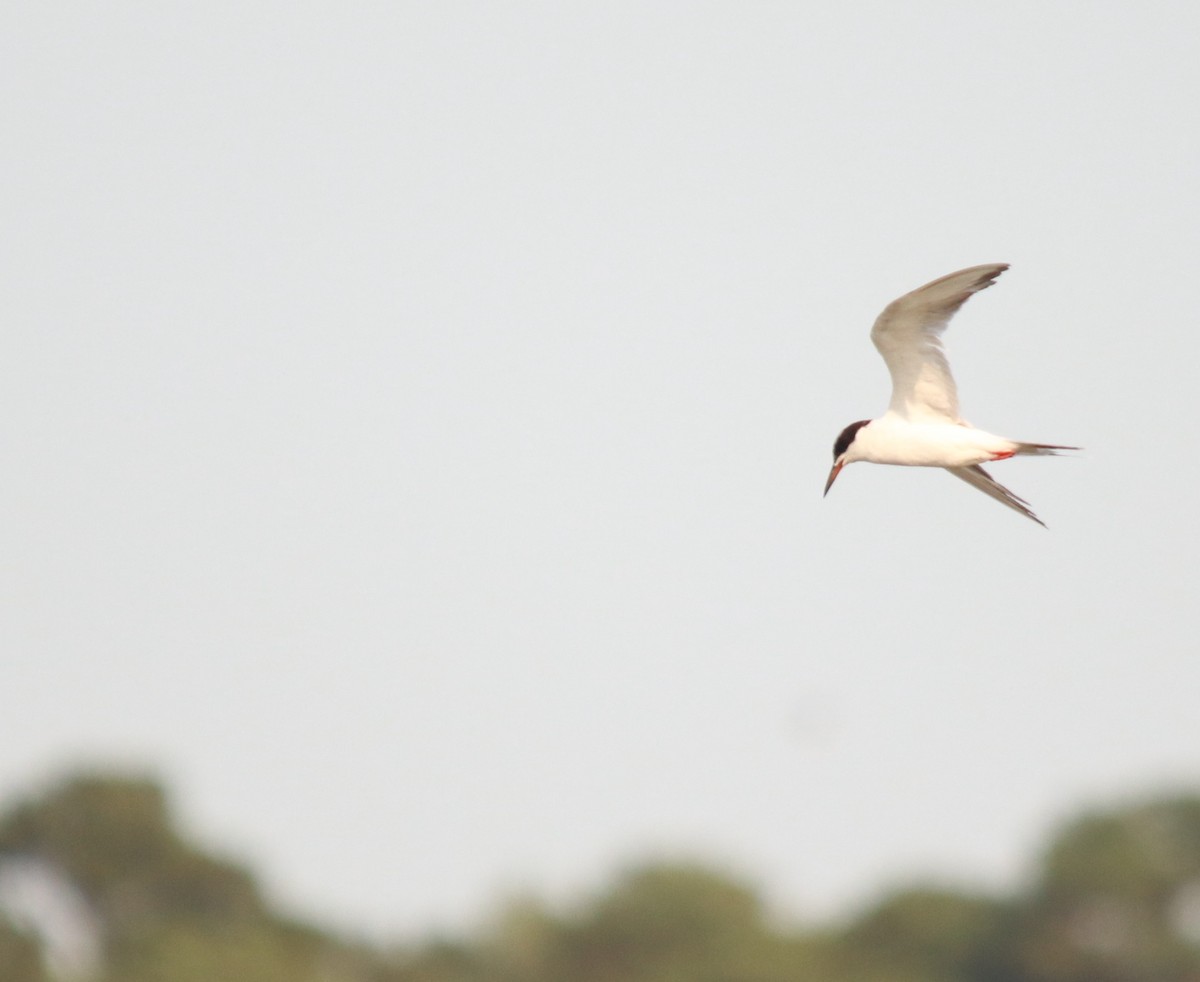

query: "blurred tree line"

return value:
[1, 773, 1199, 982]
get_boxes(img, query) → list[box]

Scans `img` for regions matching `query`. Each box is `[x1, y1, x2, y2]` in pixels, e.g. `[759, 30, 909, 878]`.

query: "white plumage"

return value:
[824, 264, 1076, 527]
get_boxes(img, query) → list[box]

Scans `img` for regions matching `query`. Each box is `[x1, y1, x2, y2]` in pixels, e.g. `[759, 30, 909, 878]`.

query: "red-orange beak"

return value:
[823, 460, 844, 497]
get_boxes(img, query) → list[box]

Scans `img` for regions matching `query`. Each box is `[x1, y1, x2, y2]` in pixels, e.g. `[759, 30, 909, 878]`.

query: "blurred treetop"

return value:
[2, 772, 1199, 982]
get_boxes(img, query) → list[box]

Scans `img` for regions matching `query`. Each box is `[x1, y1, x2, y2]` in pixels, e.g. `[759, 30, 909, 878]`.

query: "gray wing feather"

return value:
[870, 264, 1008, 421]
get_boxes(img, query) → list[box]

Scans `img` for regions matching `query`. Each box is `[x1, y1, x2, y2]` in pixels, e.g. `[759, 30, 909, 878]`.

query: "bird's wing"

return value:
[870, 264, 1008, 422]
[946, 464, 1045, 527]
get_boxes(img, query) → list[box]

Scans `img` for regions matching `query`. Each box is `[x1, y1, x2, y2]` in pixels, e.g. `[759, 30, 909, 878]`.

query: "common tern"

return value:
[824, 264, 1076, 527]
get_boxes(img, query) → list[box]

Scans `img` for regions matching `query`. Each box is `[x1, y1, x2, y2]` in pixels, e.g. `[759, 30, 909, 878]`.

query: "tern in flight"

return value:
[823, 264, 1076, 527]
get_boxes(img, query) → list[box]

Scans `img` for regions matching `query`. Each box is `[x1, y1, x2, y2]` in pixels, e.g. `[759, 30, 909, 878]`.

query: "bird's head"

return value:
[824, 419, 871, 496]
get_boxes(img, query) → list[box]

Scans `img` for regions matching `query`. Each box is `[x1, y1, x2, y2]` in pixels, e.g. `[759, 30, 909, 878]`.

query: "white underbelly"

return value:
[860, 421, 1014, 467]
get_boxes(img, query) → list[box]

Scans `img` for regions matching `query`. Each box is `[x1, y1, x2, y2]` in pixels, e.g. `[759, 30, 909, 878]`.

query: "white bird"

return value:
[823, 264, 1076, 527]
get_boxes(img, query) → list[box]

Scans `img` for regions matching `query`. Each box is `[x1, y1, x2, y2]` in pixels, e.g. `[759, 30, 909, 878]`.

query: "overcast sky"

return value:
[4, 2, 1199, 941]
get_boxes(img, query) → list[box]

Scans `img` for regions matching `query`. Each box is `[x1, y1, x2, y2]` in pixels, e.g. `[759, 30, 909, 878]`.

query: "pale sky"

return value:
[4, 2, 1199, 940]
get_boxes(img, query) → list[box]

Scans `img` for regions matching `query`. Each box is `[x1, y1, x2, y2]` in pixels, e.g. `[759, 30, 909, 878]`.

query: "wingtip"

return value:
[973, 263, 1009, 289]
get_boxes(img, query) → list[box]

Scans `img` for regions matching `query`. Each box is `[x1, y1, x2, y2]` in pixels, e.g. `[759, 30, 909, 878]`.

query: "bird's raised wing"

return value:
[870, 264, 1008, 422]
[946, 464, 1045, 527]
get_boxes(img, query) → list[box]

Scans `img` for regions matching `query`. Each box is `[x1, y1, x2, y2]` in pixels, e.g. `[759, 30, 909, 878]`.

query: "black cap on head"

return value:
[833, 420, 871, 459]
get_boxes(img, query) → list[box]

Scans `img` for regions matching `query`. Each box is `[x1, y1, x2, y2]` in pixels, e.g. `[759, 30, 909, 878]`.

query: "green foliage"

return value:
[0, 774, 358, 982]
[841, 886, 1010, 982]
[104, 923, 316, 982]
[550, 863, 792, 981]
[3, 773, 1200, 982]
[1011, 796, 1200, 982]
[0, 920, 49, 982]
[0, 774, 262, 930]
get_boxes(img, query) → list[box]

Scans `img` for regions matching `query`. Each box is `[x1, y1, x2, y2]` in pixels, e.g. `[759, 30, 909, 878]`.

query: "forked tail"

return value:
[1015, 442, 1080, 456]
